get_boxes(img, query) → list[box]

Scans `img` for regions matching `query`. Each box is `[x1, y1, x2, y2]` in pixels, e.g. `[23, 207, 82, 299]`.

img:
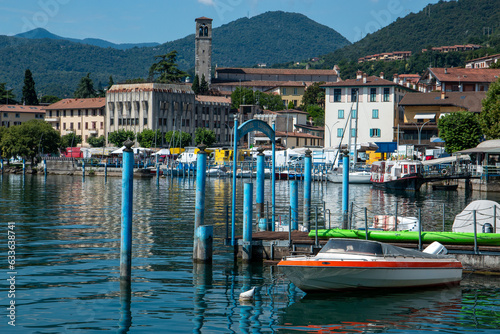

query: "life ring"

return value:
[441, 169, 448, 175]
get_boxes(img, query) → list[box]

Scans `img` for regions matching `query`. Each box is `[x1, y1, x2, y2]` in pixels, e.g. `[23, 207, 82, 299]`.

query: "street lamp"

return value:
[224, 123, 233, 148]
[412, 120, 431, 145]
[324, 121, 340, 147]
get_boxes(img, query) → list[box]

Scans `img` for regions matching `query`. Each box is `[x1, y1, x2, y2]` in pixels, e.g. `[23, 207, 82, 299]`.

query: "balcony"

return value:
[45, 117, 59, 122]
[89, 130, 98, 135]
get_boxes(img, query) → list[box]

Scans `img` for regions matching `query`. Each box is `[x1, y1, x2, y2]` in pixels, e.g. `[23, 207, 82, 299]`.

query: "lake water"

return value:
[1, 173, 500, 333]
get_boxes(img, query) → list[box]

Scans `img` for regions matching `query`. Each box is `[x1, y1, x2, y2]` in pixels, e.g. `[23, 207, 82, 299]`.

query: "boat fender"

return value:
[441, 169, 448, 175]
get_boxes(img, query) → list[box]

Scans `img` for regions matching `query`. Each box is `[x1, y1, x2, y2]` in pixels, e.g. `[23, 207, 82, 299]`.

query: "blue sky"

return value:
[0, 0, 441, 44]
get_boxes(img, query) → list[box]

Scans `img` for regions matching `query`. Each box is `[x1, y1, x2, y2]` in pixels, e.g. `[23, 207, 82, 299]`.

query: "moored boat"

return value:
[370, 160, 425, 191]
[277, 238, 462, 292]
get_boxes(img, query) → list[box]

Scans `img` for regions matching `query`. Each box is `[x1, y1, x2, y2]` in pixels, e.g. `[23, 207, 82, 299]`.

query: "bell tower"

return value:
[195, 17, 212, 86]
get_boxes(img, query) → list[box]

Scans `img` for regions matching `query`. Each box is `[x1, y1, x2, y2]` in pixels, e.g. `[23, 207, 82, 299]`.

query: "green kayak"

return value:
[308, 229, 500, 246]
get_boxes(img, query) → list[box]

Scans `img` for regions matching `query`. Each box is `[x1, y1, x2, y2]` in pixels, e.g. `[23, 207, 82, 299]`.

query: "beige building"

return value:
[106, 83, 233, 147]
[44, 98, 106, 146]
[0, 105, 45, 127]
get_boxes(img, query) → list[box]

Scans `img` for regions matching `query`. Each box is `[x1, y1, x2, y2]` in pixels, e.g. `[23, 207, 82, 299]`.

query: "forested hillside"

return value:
[0, 11, 349, 98]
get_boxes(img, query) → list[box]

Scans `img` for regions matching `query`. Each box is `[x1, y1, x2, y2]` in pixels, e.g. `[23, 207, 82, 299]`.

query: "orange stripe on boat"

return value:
[277, 260, 463, 269]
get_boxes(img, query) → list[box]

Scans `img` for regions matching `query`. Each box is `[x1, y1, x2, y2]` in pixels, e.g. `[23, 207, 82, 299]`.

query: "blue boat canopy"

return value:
[374, 142, 397, 153]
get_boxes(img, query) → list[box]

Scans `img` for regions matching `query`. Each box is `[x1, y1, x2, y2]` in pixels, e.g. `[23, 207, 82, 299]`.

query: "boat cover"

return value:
[453, 200, 500, 233]
[318, 238, 451, 259]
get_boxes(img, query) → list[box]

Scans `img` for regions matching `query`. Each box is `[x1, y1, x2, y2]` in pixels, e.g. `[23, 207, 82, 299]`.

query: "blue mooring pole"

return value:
[82, 160, 85, 182]
[231, 114, 239, 247]
[156, 154, 160, 186]
[256, 147, 266, 231]
[1, 159, 3, 174]
[290, 180, 299, 231]
[342, 150, 349, 229]
[43, 159, 47, 176]
[194, 143, 211, 262]
[104, 161, 107, 183]
[271, 121, 276, 231]
[243, 182, 253, 262]
[120, 139, 134, 280]
[304, 149, 312, 231]
[23, 158, 25, 174]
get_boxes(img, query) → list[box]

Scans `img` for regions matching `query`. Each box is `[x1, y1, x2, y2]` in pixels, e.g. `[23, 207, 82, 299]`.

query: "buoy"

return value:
[239, 287, 255, 301]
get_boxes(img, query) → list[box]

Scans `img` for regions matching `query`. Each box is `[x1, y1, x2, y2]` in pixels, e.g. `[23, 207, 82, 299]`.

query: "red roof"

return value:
[216, 67, 339, 76]
[195, 95, 231, 104]
[45, 98, 105, 110]
[0, 105, 45, 113]
[428, 68, 500, 83]
[322, 76, 402, 87]
[196, 16, 212, 21]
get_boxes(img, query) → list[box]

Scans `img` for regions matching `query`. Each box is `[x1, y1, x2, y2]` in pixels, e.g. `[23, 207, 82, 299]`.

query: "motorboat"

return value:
[207, 165, 229, 177]
[370, 160, 425, 191]
[277, 238, 462, 292]
[327, 166, 372, 184]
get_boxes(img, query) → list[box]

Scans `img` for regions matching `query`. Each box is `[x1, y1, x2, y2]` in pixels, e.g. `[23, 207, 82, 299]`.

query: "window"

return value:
[110, 119, 114, 126]
[337, 128, 343, 137]
[70, 110, 74, 117]
[383, 88, 390, 102]
[78, 110, 81, 116]
[70, 122, 74, 129]
[92, 121, 96, 129]
[352, 109, 357, 118]
[282, 88, 287, 95]
[370, 128, 381, 137]
[293, 88, 298, 95]
[370, 88, 377, 102]
[63, 110, 66, 117]
[372, 109, 379, 119]
[3, 113, 7, 117]
[15, 113, 20, 118]
[338, 109, 344, 119]
[334, 89, 342, 102]
[63, 123, 66, 130]
[351, 129, 357, 137]
[100, 122, 104, 129]
[351, 88, 358, 102]
[143, 118, 147, 126]
[85, 122, 88, 129]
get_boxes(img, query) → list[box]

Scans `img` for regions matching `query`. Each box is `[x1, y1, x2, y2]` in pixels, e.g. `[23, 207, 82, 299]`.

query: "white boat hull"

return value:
[279, 261, 462, 292]
[328, 171, 372, 184]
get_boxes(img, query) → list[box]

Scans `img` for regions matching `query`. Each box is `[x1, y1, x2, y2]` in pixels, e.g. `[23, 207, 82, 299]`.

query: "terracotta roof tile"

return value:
[216, 67, 339, 76]
[322, 76, 402, 87]
[0, 105, 45, 113]
[429, 68, 500, 83]
[399, 91, 486, 113]
[45, 98, 105, 110]
[195, 95, 231, 104]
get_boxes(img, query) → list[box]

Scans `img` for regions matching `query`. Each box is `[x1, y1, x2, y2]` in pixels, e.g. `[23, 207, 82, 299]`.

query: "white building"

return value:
[323, 71, 415, 149]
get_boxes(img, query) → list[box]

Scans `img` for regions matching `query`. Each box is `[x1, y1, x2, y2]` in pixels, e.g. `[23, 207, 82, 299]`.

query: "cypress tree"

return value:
[22, 69, 39, 105]
[200, 74, 209, 94]
[192, 74, 200, 94]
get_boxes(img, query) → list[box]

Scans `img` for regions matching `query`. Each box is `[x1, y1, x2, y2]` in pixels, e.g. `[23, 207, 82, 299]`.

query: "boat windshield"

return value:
[319, 239, 384, 256]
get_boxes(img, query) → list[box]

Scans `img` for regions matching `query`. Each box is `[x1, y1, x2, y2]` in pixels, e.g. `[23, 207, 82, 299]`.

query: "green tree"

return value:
[137, 129, 163, 148]
[148, 50, 187, 83]
[0, 119, 60, 164]
[74, 73, 97, 98]
[0, 83, 16, 104]
[87, 135, 106, 148]
[479, 78, 500, 139]
[41, 95, 61, 104]
[287, 101, 295, 110]
[301, 82, 325, 109]
[230, 87, 256, 109]
[256, 91, 285, 111]
[194, 128, 216, 147]
[61, 133, 82, 149]
[199, 74, 209, 94]
[307, 105, 325, 126]
[108, 75, 114, 89]
[191, 74, 200, 94]
[108, 130, 136, 147]
[22, 69, 39, 105]
[438, 111, 482, 153]
[165, 131, 192, 148]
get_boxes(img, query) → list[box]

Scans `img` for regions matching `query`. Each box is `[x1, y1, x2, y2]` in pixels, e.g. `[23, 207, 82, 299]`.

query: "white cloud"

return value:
[198, 0, 215, 6]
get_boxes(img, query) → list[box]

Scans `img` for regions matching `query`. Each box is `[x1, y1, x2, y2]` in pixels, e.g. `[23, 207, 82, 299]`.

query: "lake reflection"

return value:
[0, 173, 499, 333]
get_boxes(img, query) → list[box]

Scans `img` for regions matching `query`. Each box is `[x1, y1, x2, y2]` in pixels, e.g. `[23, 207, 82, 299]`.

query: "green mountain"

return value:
[15, 28, 160, 50]
[317, 0, 500, 72]
[0, 11, 350, 99]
